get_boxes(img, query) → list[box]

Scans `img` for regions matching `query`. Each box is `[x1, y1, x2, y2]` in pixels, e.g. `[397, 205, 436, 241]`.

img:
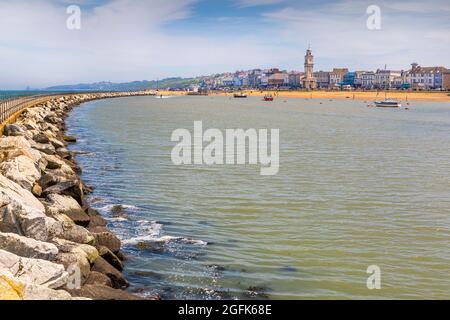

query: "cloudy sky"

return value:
[0, 0, 449, 89]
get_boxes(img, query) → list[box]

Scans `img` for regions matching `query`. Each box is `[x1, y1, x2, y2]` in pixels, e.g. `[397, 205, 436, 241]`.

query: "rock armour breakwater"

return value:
[0, 92, 157, 300]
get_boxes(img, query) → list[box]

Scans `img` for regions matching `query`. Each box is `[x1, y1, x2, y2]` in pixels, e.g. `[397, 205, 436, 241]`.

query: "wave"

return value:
[122, 235, 207, 246]
[98, 203, 139, 213]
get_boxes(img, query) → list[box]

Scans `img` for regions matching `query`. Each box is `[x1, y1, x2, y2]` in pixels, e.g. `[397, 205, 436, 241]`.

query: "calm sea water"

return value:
[66, 96, 450, 299]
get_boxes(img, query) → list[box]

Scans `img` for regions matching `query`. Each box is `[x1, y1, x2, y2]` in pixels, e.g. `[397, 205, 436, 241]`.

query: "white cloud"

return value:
[237, 0, 285, 8]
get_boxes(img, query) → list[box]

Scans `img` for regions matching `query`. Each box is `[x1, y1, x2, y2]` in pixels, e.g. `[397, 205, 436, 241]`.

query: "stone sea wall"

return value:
[0, 92, 156, 300]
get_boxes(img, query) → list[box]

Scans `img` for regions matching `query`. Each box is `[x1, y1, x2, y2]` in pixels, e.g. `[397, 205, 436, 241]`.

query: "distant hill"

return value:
[45, 78, 200, 91]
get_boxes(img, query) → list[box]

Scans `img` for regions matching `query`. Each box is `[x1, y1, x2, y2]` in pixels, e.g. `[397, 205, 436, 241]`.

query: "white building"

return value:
[361, 72, 375, 89]
[406, 63, 448, 90]
[374, 69, 402, 89]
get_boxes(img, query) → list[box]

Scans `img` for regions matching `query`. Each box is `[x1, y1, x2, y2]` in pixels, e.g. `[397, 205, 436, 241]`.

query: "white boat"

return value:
[373, 64, 401, 108]
[374, 99, 401, 108]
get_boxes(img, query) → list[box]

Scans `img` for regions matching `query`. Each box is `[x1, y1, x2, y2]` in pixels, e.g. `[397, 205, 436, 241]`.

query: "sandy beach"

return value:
[158, 90, 450, 102]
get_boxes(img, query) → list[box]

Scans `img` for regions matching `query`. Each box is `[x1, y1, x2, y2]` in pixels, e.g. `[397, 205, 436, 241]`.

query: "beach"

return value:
[157, 90, 450, 102]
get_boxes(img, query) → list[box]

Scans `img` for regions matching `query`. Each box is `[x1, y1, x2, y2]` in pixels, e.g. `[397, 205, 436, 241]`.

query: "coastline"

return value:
[156, 89, 450, 102]
[0, 91, 156, 300]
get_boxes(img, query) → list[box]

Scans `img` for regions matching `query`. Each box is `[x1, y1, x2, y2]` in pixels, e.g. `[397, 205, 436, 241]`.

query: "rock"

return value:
[49, 138, 65, 149]
[63, 135, 77, 143]
[98, 246, 123, 271]
[0, 249, 68, 289]
[0, 135, 32, 149]
[44, 194, 91, 227]
[89, 227, 121, 254]
[31, 183, 42, 197]
[84, 272, 112, 287]
[44, 114, 62, 125]
[46, 219, 95, 245]
[22, 283, 73, 300]
[0, 136, 41, 163]
[68, 284, 143, 300]
[32, 142, 55, 155]
[3, 124, 26, 137]
[0, 174, 49, 241]
[38, 173, 61, 190]
[46, 160, 61, 170]
[111, 204, 128, 218]
[33, 133, 50, 144]
[0, 155, 41, 190]
[116, 251, 127, 262]
[86, 208, 107, 227]
[0, 232, 58, 260]
[21, 119, 39, 131]
[56, 147, 72, 160]
[91, 257, 129, 289]
[42, 180, 84, 205]
[0, 275, 25, 300]
[52, 239, 99, 284]
[52, 238, 99, 264]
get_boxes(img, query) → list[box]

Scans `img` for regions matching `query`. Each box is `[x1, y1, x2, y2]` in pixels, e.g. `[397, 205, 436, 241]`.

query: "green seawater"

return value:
[66, 96, 450, 299]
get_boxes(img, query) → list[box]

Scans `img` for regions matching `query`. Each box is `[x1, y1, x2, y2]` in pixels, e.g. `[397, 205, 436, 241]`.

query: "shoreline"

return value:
[0, 91, 157, 300]
[156, 90, 450, 102]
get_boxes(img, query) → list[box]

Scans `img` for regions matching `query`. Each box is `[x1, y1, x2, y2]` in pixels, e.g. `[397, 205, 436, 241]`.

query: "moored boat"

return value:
[263, 94, 274, 101]
[234, 92, 247, 98]
[374, 99, 401, 108]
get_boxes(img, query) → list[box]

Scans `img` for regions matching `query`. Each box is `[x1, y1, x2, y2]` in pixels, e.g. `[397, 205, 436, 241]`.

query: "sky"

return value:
[0, 0, 449, 89]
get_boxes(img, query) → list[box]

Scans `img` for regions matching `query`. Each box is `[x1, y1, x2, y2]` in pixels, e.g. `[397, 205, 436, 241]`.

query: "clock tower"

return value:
[303, 46, 316, 90]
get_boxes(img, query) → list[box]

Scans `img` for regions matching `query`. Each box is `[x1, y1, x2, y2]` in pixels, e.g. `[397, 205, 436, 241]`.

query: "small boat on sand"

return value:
[234, 92, 247, 98]
[374, 99, 401, 108]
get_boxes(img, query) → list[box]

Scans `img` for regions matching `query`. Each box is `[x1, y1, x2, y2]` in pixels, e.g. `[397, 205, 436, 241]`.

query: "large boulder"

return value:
[0, 155, 41, 190]
[32, 142, 56, 155]
[0, 249, 68, 289]
[22, 283, 73, 300]
[98, 246, 123, 271]
[3, 124, 26, 137]
[42, 180, 84, 205]
[33, 133, 50, 144]
[52, 239, 99, 284]
[0, 174, 49, 241]
[68, 284, 143, 300]
[89, 226, 121, 254]
[84, 272, 112, 287]
[91, 257, 129, 289]
[0, 274, 75, 300]
[0, 232, 58, 260]
[46, 218, 95, 245]
[0, 275, 24, 300]
[0, 136, 41, 163]
[44, 194, 91, 227]
[86, 208, 107, 228]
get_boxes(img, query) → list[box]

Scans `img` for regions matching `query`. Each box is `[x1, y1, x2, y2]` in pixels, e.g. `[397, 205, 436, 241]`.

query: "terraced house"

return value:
[407, 63, 448, 90]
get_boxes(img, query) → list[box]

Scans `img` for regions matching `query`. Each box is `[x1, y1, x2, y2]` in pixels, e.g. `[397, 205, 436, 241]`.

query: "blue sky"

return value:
[0, 0, 449, 89]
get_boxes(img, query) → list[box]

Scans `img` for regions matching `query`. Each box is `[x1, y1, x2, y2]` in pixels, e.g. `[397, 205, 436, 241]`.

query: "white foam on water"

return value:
[121, 220, 207, 246]
[98, 203, 139, 212]
[107, 217, 129, 222]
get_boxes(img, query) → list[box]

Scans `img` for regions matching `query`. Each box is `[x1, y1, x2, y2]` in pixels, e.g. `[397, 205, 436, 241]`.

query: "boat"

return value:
[374, 99, 401, 108]
[234, 92, 247, 98]
[263, 94, 274, 101]
[374, 64, 401, 108]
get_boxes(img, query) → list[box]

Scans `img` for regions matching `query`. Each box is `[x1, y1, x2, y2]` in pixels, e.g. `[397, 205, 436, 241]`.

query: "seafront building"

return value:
[406, 63, 448, 90]
[190, 49, 449, 91]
